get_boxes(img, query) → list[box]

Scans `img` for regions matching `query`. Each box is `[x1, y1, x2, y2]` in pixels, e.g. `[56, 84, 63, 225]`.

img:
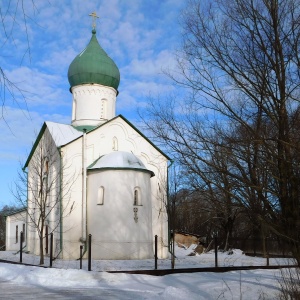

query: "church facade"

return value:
[6, 24, 169, 260]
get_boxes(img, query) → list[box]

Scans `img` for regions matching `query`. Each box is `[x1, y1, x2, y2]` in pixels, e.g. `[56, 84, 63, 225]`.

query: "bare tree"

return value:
[141, 0, 300, 264]
[13, 131, 75, 265]
[0, 1, 39, 122]
[167, 162, 183, 269]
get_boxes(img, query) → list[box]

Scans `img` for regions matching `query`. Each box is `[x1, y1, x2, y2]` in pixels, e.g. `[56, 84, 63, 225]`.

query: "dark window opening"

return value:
[16, 225, 18, 243]
[22, 223, 25, 242]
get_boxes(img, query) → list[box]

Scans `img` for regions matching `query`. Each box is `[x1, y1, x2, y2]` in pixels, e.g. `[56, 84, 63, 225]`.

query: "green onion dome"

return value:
[68, 29, 120, 91]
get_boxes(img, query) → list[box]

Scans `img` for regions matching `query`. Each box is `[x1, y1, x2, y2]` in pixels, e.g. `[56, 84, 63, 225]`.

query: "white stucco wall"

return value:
[86, 117, 169, 258]
[5, 210, 26, 251]
[59, 136, 84, 259]
[25, 128, 62, 258]
[87, 169, 153, 259]
[60, 116, 169, 259]
[71, 84, 117, 128]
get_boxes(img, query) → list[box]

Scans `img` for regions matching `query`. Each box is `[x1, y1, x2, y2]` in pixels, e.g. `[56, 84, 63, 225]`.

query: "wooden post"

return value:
[214, 236, 218, 268]
[50, 232, 53, 268]
[171, 230, 175, 269]
[154, 235, 158, 270]
[45, 226, 48, 254]
[88, 234, 92, 271]
[20, 231, 23, 263]
[80, 245, 83, 270]
[266, 238, 269, 266]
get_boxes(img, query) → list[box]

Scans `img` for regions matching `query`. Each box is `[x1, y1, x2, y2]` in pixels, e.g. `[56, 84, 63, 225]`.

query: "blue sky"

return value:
[0, 0, 185, 208]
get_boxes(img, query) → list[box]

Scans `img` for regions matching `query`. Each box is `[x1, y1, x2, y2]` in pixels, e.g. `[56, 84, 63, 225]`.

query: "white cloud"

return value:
[117, 80, 175, 117]
[0, 107, 70, 162]
[37, 47, 78, 74]
[121, 50, 177, 78]
[4, 67, 70, 109]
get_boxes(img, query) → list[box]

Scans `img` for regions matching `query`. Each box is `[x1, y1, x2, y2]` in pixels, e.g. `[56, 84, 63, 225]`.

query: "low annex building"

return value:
[6, 18, 169, 260]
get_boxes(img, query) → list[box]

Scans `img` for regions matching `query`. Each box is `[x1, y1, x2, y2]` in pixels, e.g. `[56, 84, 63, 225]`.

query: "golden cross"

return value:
[89, 11, 99, 30]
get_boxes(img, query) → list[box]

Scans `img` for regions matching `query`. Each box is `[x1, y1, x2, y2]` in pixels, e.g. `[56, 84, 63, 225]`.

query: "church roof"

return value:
[24, 115, 171, 169]
[3, 207, 27, 217]
[24, 122, 82, 168]
[88, 151, 155, 177]
[68, 29, 120, 91]
[46, 122, 83, 146]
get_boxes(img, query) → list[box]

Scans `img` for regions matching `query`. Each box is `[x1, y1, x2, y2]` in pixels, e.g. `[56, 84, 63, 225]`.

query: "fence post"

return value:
[45, 226, 48, 254]
[266, 255, 269, 266]
[20, 231, 23, 263]
[80, 245, 83, 270]
[214, 236, 218, 268]
[154, 235, 158, 270]
[50, 232, 53, 268]
[88, 234, 92, 271]
[171, 230, 175, 269]
[266, 238, 269, 266]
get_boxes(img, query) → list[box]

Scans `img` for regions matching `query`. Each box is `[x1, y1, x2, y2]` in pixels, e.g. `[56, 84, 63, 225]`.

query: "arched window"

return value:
[112, 137, 118, 151]
[45, 159, 49, 174]
[97, 186, 104, 205]
[134, 187, 141, 206]
[43, 157, 49, 182]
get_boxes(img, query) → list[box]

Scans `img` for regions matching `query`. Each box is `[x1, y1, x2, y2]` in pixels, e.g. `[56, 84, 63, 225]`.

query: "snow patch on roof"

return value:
[88, 151, 154, 176]
[89, 151, 146, 169]
[46, 122, 82, 147]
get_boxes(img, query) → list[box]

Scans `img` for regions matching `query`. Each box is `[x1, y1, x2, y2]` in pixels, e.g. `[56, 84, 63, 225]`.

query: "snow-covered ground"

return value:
[0, 245, 296, 299]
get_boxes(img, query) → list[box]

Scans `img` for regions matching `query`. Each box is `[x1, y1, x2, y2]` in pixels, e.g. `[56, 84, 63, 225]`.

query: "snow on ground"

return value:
[0, 245, 293, 271]
[0, 245, 296, 299]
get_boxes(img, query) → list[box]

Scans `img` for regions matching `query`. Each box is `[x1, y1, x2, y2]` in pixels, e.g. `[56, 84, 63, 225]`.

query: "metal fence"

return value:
[226, 237, 293, 257]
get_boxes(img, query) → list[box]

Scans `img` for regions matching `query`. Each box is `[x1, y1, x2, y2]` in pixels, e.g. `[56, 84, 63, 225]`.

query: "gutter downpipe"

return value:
[58, 147, 63, 253]
[81, 129, 87, 252]
[167, 159, 174, 255]
[22, 167, 28, 251]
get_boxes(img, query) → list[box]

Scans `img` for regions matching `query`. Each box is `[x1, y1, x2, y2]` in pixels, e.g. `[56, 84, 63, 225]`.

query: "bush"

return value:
[278, 265, 300, 299]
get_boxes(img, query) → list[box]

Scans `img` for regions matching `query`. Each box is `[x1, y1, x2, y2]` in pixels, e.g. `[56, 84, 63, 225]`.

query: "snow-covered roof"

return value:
[88, 151, 155, 177]
[24, 122, 82, 168]
[46, 121, 82, 147]
[24, 116, 170, 170]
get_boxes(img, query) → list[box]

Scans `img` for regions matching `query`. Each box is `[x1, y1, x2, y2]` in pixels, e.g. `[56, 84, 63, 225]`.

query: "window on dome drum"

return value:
[134, 187, 141, 206]
[100, 99, 107, 119]
[97, 186, 104, 205]
[16, 225, 18, 243]
[72, 99, 77, 121]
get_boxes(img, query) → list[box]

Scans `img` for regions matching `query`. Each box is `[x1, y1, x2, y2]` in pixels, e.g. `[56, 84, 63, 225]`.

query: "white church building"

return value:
[6, 21, 170, 260]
